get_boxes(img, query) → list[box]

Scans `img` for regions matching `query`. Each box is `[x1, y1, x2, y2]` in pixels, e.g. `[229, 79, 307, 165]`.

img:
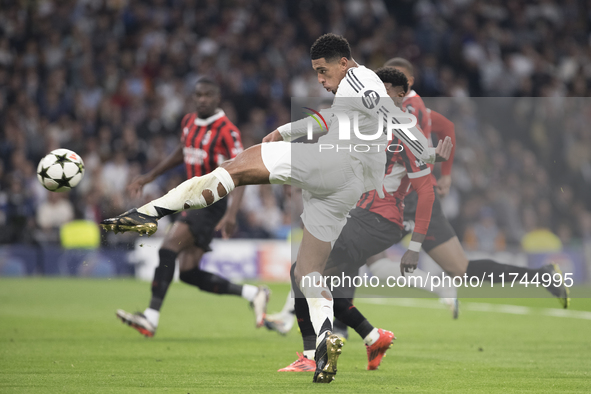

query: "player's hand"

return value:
[262, 129, 284, 143]
[436, 174, 452, 198]
[400, 250, 419, 276]
[215, 213, 237, 239]
[127, 174, 153, 198]
[434, 136, 453, 162]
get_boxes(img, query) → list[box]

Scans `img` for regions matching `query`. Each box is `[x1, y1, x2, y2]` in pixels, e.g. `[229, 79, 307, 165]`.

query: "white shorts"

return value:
[261, 141, 366, 242]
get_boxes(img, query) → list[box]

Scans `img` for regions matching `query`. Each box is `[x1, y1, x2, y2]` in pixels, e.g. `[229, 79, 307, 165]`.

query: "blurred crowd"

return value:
[1, 0, 590, 251]
[430, 97, 591, 252]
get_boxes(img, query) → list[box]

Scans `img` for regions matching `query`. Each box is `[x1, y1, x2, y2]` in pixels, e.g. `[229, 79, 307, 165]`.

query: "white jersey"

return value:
[278, 65, 436, 197]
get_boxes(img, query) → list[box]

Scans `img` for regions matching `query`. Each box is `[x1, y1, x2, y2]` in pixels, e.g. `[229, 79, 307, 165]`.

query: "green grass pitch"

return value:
[1, 278, 590, 393]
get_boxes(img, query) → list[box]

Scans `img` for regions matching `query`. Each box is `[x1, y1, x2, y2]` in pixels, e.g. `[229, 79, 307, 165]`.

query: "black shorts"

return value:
[324, 207, 403, 289]
[403, 186, 456, 252]
[176, 198, 227, 252]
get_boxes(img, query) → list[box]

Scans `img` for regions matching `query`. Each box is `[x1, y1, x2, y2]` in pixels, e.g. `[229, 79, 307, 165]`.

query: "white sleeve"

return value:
[344, 68, 437, 164]
[277, 111, 327, 142]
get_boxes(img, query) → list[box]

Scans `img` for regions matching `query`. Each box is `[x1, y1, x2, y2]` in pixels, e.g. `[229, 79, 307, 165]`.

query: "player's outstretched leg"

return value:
[466, 259, 571, 309]
[101, 166, 235, 234]
[101, 145, 270, 234]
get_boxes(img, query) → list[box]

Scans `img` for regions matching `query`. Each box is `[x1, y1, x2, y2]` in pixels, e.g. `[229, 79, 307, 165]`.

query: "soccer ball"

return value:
[37, 149, 85, 192]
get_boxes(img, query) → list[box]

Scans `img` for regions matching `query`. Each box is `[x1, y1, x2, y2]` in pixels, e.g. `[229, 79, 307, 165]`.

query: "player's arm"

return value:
[264, 111, 328, 142]
[429, 109, 456, 197]
[128, 114, 193, 197]
[215, 186, 245, 238]
[399, 151, 435, 275]
[128, 143, 184, 197]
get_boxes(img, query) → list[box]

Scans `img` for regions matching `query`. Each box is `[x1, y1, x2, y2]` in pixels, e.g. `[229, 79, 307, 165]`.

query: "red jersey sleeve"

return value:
[403, 95, 431, 138]
[400, 141, 435, 235]
[429, 109, 455, 176]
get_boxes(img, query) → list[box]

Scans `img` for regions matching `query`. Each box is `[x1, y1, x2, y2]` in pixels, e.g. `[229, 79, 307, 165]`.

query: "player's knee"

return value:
[178, 257, 200, 272]
[445, 256, 469, 277]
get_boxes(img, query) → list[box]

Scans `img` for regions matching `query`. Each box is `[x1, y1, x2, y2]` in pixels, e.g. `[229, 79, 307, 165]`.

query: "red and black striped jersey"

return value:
[357, 137, 434, 234]
[180, 110, 243, 178]
[403, 90, 431, 138]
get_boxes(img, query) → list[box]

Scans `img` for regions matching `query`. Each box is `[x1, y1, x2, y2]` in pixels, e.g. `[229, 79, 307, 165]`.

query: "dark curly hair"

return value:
[310, 33, 351, 62]
[374, 67, 409, 93]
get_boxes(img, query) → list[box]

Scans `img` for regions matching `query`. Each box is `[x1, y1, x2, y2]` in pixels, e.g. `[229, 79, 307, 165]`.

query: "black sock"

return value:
[294, 295, 318, 352]
[292, 262, 317, 351]
[333, 297, 374, 339]
[467, 259, 539, 283]
[149, 248, 177, 311]
[179, 267, 242, 296]
[303, 335, 316, 353]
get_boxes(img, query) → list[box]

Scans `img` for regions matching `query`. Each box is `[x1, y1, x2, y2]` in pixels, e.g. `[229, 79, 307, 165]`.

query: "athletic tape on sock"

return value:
[184, 168, 236, 209]
[213, 167, 235, 192]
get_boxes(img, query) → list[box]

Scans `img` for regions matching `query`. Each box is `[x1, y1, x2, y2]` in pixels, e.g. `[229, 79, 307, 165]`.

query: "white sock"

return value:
[299, 271, 334, 347]
[138, 167, 235, 217]
[281, 289, 295, 315]
[241, 284, 258, 302]
[303, 350, 315, 360]
[143, 308, 160, 327]
[364, 327, 380, 346]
